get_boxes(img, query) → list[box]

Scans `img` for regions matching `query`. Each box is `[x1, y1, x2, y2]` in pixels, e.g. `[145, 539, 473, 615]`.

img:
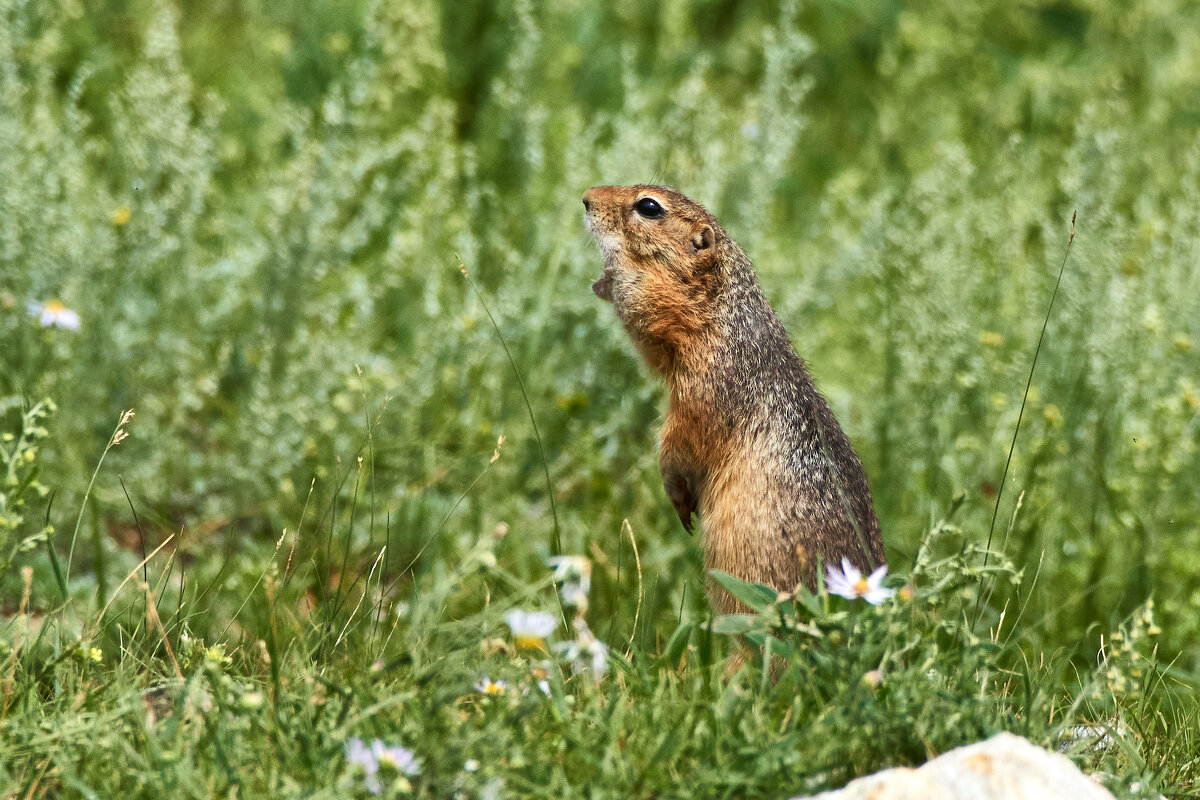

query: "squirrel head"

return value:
[583, 185, 726, 369]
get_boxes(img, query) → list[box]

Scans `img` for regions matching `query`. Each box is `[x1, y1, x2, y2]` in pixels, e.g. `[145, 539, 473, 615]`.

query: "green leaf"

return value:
[648, 723, 684, 766]
[711, 614, 765, 635]
[663, 622, 693, 665]
[754, 634, 794, 660]
[791, 583, 825, 617]
[709, 570, 779, 612]
[11, 463, 39, 506]
[46, 525, 68, 602]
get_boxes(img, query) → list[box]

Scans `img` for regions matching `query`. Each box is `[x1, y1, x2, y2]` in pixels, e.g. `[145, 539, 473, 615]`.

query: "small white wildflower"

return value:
[547, 555, 591, 594]
[537, 679, 551, 697]
[554, 622, 609, 680]
[475, 676, 508, 696]
[504, 609, 558, 649]
[560, 581, 589, 613]
[372, 740, 420, 777]
[345, 737, 382, 795]
[480, 778, 505, 800]
[344, 737, 420, 796]
[27, 299, 80, 330]
[586, 638, 609, 677]
[825, 558, 894, 605]
[464, 758, 480, 772]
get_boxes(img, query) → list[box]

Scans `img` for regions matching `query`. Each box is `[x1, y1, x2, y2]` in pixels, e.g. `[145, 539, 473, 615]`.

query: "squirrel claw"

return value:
[664, 471, 698, 535]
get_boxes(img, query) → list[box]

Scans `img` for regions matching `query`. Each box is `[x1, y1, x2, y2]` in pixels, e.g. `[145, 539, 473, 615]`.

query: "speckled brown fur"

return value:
[583, 184, 885, 614]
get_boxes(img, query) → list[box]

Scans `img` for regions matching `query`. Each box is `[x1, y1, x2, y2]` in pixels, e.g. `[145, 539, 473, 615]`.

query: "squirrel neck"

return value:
[665, 254, 807, 432]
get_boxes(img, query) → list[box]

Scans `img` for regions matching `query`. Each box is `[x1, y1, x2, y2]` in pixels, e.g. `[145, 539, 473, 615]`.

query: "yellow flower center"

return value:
[484, 682, 505, 695]
[45, 299, 65, 313]
[853, 577, 870, 595]
[514, 635, 545, 650]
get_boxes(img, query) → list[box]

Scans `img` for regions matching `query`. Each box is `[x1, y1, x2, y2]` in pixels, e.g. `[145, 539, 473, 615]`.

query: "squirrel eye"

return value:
[633, 197, 666, 219]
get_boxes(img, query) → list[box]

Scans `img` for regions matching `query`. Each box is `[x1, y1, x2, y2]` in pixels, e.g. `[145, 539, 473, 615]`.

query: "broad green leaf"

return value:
[709, 570, 779, 612]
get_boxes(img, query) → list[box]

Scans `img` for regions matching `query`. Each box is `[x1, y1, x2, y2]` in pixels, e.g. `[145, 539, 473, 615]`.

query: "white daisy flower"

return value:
[504, 609, 558, 649]
[344, 737, 420, 795]
[825, 558, 894, 605]
[474, 676, 508, 696]
[27, 299, 80, 330]
[547, 555, 591, 594]
[554, 623, 610, 680]
[372, 740, 420, 777]
[344, 737, 382, 795]
[585, 638, 609, 677]
[560, 581, 589, 613]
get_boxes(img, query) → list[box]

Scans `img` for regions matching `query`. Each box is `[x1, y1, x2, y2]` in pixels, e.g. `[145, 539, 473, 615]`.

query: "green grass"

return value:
[2, 0, 1199, 796]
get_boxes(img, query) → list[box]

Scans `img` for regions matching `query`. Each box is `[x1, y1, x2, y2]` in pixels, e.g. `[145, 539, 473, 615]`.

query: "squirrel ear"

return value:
[690, 225, 714, 254]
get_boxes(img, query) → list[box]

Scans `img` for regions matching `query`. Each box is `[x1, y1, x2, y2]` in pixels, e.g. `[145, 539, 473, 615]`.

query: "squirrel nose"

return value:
[582, 198, 591, 212]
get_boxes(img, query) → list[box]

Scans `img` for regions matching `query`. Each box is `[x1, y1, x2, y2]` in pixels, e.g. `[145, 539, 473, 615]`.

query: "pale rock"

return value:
[791, 732, 1115, 800]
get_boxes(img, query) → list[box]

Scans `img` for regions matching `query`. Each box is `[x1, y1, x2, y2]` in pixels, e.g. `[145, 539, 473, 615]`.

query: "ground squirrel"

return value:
[583, 184, 885, 614]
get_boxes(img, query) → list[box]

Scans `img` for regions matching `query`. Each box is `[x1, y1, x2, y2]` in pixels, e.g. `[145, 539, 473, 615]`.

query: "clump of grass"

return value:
[0, 399, 55, 577]
[2, 452, 1192, 798]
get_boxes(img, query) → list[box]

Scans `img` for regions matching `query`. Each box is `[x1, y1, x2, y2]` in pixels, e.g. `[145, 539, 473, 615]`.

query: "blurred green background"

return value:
[2, 0, 1199, 666]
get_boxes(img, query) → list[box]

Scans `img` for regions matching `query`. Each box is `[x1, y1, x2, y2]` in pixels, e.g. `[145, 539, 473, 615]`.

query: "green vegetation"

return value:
[2, 0, 1198, 796]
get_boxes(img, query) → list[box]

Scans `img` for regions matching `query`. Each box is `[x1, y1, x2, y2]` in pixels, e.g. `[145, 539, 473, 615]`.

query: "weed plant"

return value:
[1, 0, 1198, 796]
